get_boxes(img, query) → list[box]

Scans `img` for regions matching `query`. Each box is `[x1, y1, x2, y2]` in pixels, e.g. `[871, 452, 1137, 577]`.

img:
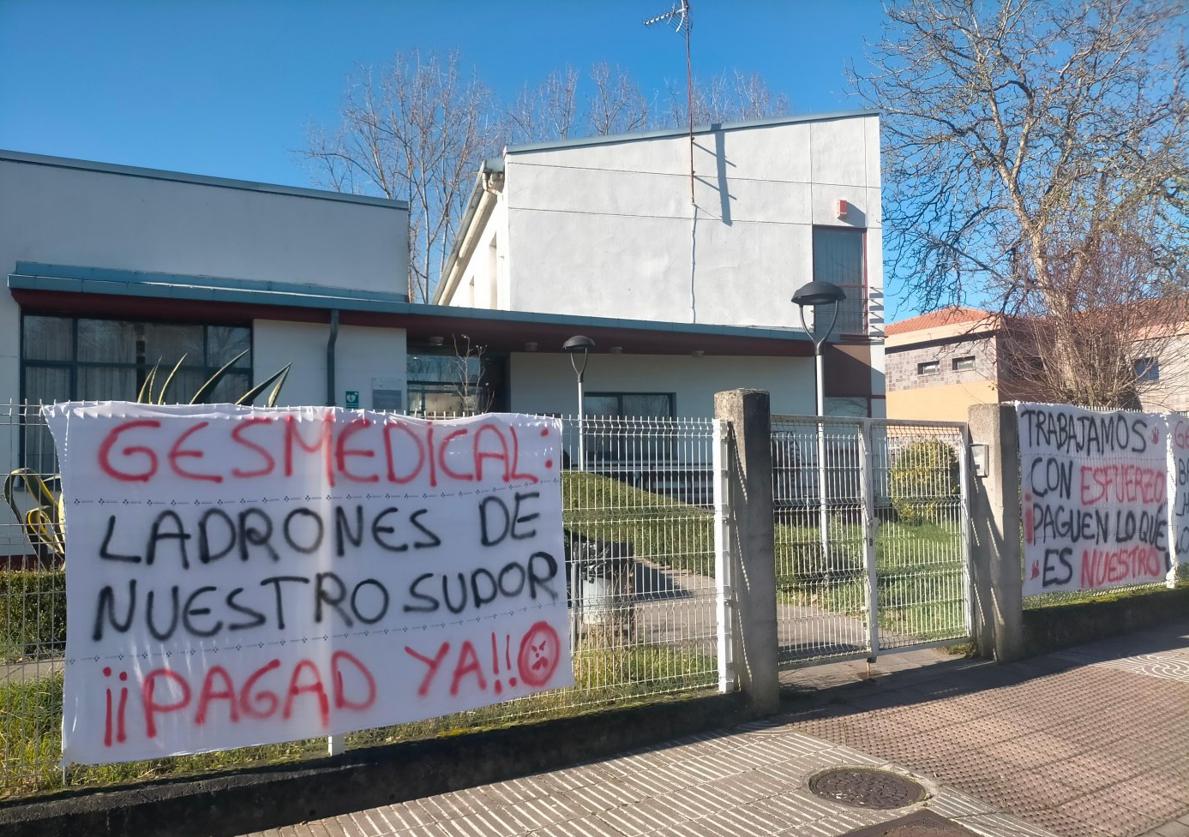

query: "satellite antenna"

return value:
[644, 0, 694, 204]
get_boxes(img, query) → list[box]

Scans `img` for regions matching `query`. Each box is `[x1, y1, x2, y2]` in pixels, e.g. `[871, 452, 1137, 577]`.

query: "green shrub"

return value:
[0, 570, 67, 660]
[889, 440, 959, 526]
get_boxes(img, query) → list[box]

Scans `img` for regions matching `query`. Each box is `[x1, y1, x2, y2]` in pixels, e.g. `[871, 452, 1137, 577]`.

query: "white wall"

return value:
[491, 114, 880, 332]
[0, 154, 409, 406]
[509, 352, 816, 418]
[465, 201, 508, 310]
[252, 320, 408, 410]
[0, 157, 407, 292]
[252, 321, 328, 407]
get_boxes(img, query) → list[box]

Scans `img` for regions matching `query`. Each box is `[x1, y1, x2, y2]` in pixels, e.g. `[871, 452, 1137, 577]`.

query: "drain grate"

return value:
[808, 767, 927, 810]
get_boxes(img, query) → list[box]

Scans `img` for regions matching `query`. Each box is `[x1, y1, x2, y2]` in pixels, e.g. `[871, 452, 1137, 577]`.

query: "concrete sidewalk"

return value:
[244, 723, 1050, 837]
[783, 619, 1189, 836]
[244, 621, 1188, 837]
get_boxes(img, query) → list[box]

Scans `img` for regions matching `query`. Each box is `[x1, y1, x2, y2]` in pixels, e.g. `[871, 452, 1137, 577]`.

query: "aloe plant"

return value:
[6, 356, 292, 561]
[136, 350, 291, 407]
[2, 470, 64, 563]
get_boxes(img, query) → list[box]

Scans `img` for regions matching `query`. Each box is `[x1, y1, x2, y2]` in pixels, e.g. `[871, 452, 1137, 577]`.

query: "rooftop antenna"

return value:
[644, 0, 694, 204]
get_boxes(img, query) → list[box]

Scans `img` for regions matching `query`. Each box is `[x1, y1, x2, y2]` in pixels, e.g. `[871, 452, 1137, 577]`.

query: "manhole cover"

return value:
[808, 767, 926, 810]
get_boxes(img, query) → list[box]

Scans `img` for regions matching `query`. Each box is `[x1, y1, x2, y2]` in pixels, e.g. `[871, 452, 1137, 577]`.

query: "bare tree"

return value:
[728, 71, 791, 121]
[856, 0, 1188, 405]
[587, 62, 651, 135]
[661, 69, 791, 127]
[999, 216, 1189, 408]
[305, 51, 495, 302]
[505, 66, 581, 146]
[506, 63, 650, 141]
[309, 54, 791, 301]
[450, 334, 493, 414]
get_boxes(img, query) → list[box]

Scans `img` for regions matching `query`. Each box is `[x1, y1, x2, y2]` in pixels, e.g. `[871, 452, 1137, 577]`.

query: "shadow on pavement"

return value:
[778, 617, 1189, 722]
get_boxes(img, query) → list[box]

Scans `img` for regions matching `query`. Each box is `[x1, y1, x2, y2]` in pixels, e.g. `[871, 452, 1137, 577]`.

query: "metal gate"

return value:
[770, 415, 971, 668]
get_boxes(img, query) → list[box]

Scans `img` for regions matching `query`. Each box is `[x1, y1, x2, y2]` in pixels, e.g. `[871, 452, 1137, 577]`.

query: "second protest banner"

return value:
[1018, 402, 1172, 596]
[46, 403, 572, 766]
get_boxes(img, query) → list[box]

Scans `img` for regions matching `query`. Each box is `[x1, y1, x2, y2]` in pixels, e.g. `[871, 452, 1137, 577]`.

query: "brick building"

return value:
[885, 307, 1006, 422]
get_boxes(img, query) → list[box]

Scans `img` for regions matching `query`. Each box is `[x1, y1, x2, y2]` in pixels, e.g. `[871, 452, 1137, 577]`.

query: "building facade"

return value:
[2, 126, 887, 553]
[886, 304, 1189, 421]
[1, 149, 411, 412]
[0, 149, 825, 473]
[436, 111, 886, 419]
[885, 307, 1003, 422]
[4, 109, 888, 426]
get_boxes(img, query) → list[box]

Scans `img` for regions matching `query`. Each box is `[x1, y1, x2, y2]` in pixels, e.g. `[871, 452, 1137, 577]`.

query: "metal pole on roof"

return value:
[644, 0, 694, 204]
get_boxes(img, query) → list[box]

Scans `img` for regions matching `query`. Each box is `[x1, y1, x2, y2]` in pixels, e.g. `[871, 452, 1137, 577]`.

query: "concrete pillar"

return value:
[714, 389, 780, 714]
[968, 403, 1025, 662]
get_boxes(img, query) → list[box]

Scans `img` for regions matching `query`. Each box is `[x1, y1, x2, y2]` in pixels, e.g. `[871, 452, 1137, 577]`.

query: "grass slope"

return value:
[0, 641, 714, 798]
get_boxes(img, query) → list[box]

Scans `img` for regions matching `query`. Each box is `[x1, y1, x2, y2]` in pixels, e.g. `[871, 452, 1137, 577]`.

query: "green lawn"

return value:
[563, 471, 715, 576]
[0, 642, 714, 799]
[775, 515, 967, 643]
[563, 472, 966, 643]
[1022, 566, 1188, 610]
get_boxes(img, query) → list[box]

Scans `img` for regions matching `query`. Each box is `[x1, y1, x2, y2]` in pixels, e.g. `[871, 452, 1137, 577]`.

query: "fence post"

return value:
[714, 389, 780, 715]
[712, 418, 734, 693]
[857, 420, 879, 660]
[968, 404, 1025, 662]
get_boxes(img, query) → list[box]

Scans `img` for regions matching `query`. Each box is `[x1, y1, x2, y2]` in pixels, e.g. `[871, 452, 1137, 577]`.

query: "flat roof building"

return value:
[3, 110, 886, 424]
[434, 111, 886, 419]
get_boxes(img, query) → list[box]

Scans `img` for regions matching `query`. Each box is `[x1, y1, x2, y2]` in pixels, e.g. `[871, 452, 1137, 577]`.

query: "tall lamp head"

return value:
[792, 281, 845, 351]
[563, 335, 596, 380]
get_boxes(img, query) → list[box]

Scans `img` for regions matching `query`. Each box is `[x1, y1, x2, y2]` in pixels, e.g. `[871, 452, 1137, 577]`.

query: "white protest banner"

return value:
[1017, 402, 1171, 596]
[1168, 415, 1189, 576]
[44, 404, 572, 766]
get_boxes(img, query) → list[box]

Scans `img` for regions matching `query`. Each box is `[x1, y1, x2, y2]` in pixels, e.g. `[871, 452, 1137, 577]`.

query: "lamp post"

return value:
[563, 335, 595, 471]
[791, 281, 846, 562]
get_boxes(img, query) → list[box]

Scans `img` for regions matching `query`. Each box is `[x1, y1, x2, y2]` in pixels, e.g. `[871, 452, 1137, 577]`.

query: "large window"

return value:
[22, 315, 252, 404]
[583, 392, 676, 419]
[812, 227, 866, 337]
[407, 353, 502, 415]
[581, 392, 677, 466]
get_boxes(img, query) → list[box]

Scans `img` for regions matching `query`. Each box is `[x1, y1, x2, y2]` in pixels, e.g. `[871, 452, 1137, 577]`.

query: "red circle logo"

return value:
[517, 621, 561, 688]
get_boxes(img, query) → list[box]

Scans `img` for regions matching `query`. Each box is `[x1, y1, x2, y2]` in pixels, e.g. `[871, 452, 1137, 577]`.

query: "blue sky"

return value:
[0, 1, 906, 310]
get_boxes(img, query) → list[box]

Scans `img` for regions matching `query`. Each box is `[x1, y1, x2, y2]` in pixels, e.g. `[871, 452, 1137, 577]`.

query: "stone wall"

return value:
[886, 333, 997, 392]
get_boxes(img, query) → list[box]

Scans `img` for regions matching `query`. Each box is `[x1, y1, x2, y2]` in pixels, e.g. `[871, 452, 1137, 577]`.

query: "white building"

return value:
[435, 110, 886, 419]
[3, 111, 886, 427]
[1, 117, 884, 553]
[0, 149, 411, 412]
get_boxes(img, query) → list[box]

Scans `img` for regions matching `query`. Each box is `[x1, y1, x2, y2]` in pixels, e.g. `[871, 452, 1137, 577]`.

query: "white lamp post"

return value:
[791, 281, 846, 561]
[563, 335, 595, 471]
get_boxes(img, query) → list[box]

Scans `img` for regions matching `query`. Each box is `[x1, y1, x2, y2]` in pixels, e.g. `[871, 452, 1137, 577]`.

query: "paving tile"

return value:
[244, 621, 1189, 837]
[304, 822, 340, 837]
[348, 811, 394, 837]
[1150, 822, 1189, 837]
[434, 808, 519, 836]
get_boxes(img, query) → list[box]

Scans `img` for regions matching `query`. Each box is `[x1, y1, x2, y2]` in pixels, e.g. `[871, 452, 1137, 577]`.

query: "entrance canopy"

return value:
[9, 262, 815, 358]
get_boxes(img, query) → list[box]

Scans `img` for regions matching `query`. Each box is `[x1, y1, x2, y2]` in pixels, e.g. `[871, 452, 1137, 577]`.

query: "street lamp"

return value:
[792, 281, 846, 561]
[563, 335, 595, 471]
